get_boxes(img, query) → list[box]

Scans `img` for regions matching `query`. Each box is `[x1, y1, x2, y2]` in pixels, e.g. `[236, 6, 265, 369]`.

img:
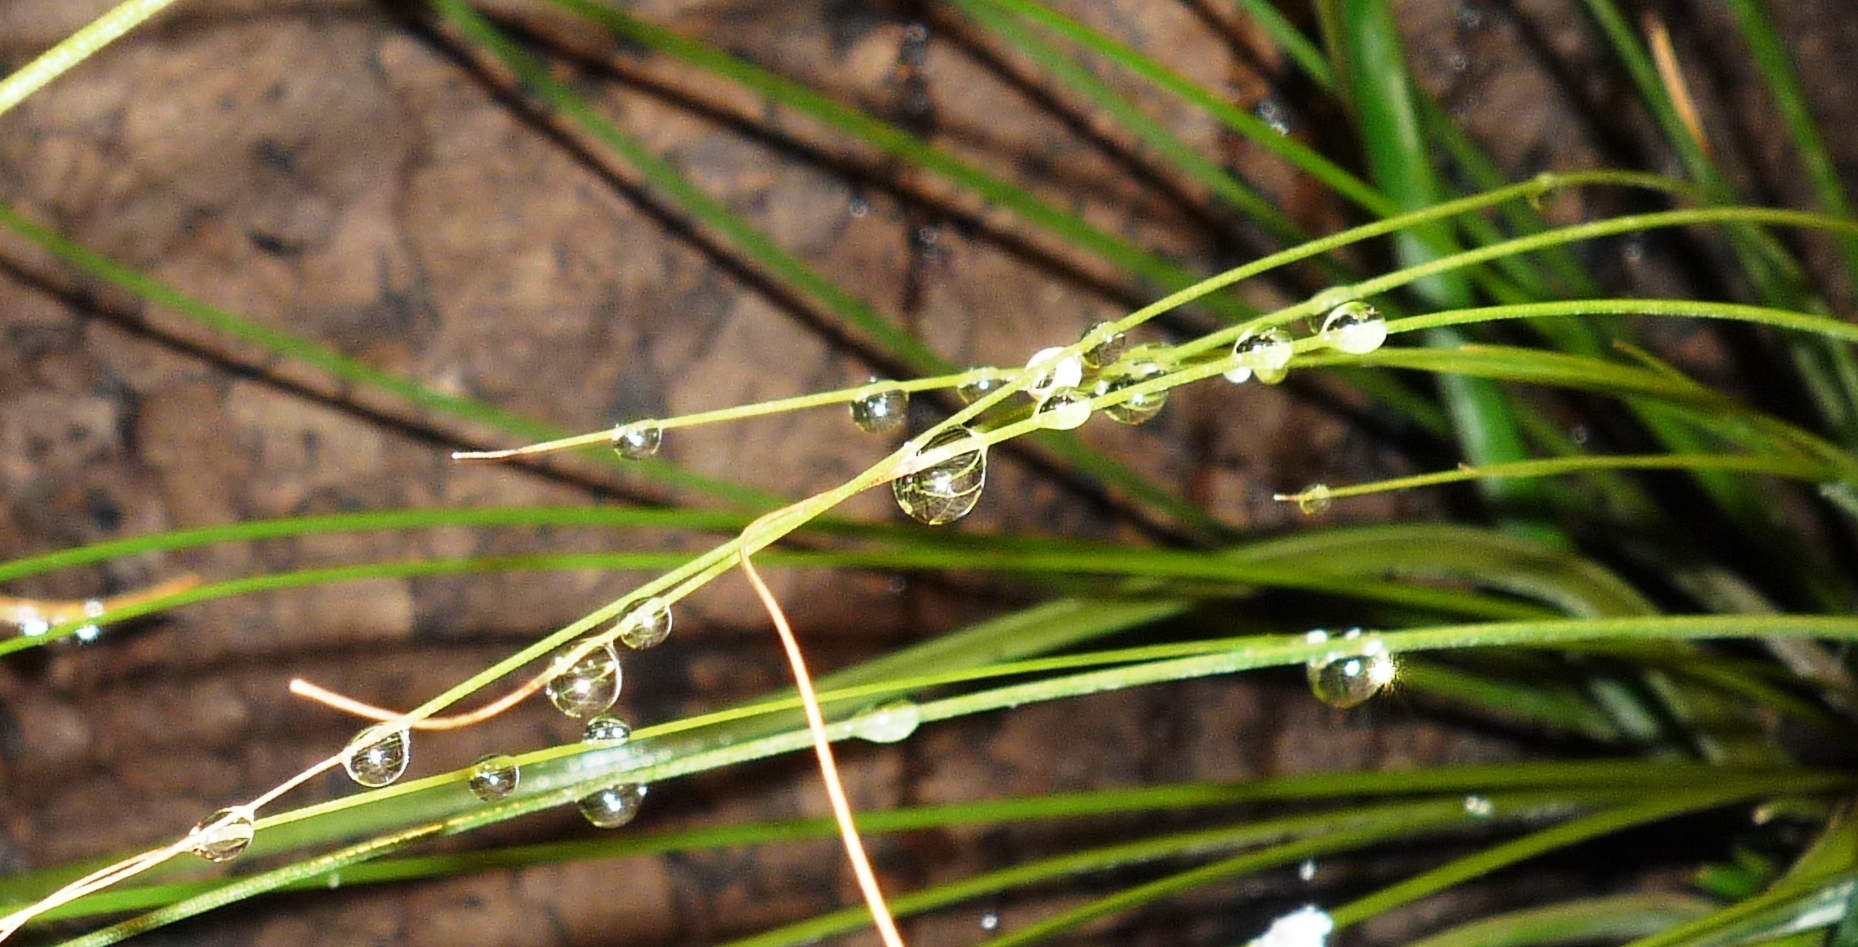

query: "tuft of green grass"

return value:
[1, 1, 1856, 946]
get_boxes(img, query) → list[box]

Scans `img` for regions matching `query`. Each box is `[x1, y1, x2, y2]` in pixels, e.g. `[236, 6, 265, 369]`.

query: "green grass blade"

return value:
[1322, 0, 1554, 543]
[1403, 895, 1718, 947]
[1717, 0, 1858, 301]
[0, 0, 182, 119]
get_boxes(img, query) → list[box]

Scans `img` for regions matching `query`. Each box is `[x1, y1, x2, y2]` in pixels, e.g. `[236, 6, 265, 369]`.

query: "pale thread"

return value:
[1645, 12, 1712, 161]
[0, 754, 342, 942]
[289, 672, 548, 730]
[1, 573, 202, 633]
[738, 512, 907, 947]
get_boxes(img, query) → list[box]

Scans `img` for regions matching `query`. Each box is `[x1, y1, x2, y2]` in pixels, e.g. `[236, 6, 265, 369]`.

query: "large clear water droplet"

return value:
[468, 754, 520, 802]
[1095, 358, 1168, 425]
[853, 700, 921, 743]
[892, 426, 987, 525]
[1036, 388, 1091, 430]
[610, 421, 663, 460]
[1078, 321, 1127, 369]
[851, 382, 909, 434]
[616, 597, 673, 650]
[545, 642, 622, 718]
[1305, 629, 1395, 709]
[1320, 302, 1387, 355]
[189, 807, 255, 863]
[1023, 346, 1083, 402]
[1225, 328, 1293, 385]
[344, 724, 411, 788]
[583, 714, 633, 744]
[579, 783, 647, 828]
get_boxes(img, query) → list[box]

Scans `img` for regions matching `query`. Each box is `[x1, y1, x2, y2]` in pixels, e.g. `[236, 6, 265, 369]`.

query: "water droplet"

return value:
[343, 724, 411, 788]
[1224, 328, 1293, 385]
[957, 369, 1005, 404]
[899, 21, 930, 66]
[1463, 795, 1494, 818]
[616, 597, 673, 650]
[75, 599, 104, 644]
[188, 807, 255, 862]
[1319, 302, 1386, 355]
[1036, 388, 1091, 430]
[1078, 321, 1126, 369]
[16, 606, 49, 638]
[1253, 905, 1334, 947]
[583, 714, 633, 744]
[579, 783, 647, 828]
[1023, 346, 1083, 402]
[1305, 629, 1395, 709]
[851, 382, 909, 434]
[1095, 359, 1168, 425]
[853, 700, 921, 743]
[610, 421, 662, 460]
[1255, 97, 1291, 135]
[545, 642, 622, 718]
[1298, 858, 1318, 882]
[980, 912, 1000, 932]
[892, 426, 987, 525]
[1296, 484, 1333, 515]
[468, 754, 520, 802]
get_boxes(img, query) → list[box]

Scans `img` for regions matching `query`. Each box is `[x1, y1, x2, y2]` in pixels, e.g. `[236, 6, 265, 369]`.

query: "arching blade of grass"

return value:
[1320, 0, 1554, 545]
[956, 0, 1543, 306]
[18, 790, 1617, 923]
[1235, 0, 1592, 300]
[1576, 0, 1858, 447]
[0, 0, 183, 119]
[430, 0, 1233, 542]
[1718, 0, 1858, 293]
[0, 202, 775, 509]
[1403, 895, 1719, 947]
[945, 0, 1318, 248]
[735, 794, 1595, 947]
[985, 783, 1809, 947]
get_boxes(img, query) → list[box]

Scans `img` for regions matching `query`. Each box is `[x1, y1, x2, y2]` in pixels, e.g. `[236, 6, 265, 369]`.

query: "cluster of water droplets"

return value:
[1224, 301, 1387, 387]
[1303, 628, 1396, 709]
[10, 600, 106, 644]
[545, 641, 623, 718]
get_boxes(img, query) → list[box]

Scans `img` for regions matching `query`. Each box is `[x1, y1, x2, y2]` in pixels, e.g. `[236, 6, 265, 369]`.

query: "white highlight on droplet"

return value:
[1249, 905, 1335, 947]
